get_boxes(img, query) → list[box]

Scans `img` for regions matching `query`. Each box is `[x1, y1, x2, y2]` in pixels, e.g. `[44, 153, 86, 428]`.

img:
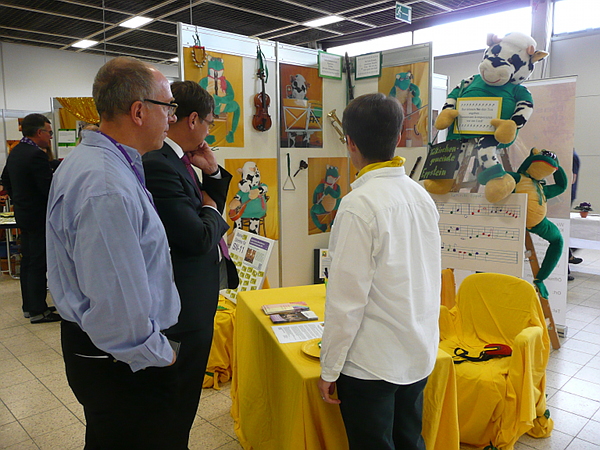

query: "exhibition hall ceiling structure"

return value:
[0, 0, 528, 65]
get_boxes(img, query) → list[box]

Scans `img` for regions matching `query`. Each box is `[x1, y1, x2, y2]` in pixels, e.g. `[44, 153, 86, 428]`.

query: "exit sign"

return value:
[395, 2, 412, 24]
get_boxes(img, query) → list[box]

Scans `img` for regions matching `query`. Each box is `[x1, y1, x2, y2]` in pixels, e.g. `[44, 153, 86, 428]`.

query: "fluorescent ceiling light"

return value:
[303, 15, 344, 28]
[120, 16, 153, 28]
[170, 57, 179, 62]
[72, 39, 98, 49]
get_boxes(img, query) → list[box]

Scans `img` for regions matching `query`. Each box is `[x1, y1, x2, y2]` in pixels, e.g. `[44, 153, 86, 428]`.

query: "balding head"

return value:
[93, 57, 157, 121]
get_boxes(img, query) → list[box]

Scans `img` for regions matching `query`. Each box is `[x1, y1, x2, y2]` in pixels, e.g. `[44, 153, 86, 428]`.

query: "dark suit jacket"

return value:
[143, 143, 237, 334]
[1, 141, 52, 230]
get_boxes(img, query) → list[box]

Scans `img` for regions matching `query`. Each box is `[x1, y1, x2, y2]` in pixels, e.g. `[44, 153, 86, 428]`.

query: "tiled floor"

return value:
[2, 251, 600, 450]
[0, 273, 242, 450]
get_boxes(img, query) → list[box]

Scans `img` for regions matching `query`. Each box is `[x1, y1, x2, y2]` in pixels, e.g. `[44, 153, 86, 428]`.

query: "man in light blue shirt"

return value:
[47, 56, 181, 449]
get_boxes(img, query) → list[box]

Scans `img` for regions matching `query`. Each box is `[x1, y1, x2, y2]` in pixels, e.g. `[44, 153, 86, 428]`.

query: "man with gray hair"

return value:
[47, 56, 181, 449]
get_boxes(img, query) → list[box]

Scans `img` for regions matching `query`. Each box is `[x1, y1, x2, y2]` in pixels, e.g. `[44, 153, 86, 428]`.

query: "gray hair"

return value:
[93, 57, 156, 121]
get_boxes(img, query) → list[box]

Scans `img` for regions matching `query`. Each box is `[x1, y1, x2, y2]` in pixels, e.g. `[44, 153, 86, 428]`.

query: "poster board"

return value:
[175, 25, 433, 288]
[433, 192, 527, 277]
[511, 76, 576, 327]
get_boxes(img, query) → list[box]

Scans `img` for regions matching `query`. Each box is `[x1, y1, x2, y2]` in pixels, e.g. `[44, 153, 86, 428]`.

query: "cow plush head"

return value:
[479, 32, 548, 87]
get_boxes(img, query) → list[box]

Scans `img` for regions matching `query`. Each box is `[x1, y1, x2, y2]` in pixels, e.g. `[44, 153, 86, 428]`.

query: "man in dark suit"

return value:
[1, 113, 60, 323]
[143, 80, 238, 448]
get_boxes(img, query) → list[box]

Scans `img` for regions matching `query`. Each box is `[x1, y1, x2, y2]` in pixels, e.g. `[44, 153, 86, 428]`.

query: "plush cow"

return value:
[228, 161, 269, 235]
[425, 32, 548, 202]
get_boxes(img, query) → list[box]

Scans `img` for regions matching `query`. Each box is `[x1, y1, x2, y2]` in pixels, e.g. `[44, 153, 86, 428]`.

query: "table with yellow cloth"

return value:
[231, 284, 459, 450]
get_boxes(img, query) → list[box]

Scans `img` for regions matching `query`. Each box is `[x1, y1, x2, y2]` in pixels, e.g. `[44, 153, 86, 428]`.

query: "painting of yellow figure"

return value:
[308, 157, 349, 235]
[183, 47, 244, 147]
[379, 61, 429, 147]
[225, 158, 279, 241]
[280, 64, 323, 148]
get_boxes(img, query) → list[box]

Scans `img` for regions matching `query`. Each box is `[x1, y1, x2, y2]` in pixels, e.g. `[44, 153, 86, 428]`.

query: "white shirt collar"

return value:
[164, 136, 184, 159]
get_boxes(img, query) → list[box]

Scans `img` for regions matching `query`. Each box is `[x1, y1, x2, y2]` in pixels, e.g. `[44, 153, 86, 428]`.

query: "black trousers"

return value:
[19, 227, 48, 316]
[336, 373, 428, 450]
[165, 326, 214, 449]
[61, 321, 179, 450]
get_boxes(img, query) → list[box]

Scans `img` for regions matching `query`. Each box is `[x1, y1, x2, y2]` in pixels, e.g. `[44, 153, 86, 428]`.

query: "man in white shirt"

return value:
[318, 93, 441, 450]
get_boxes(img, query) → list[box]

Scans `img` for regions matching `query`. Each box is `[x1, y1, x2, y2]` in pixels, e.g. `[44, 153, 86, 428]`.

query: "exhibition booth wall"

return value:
[2, 26, 600, 292]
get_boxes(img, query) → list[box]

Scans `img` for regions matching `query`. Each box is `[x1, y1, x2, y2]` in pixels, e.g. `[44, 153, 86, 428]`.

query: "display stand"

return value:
[525, 231, 561, 349]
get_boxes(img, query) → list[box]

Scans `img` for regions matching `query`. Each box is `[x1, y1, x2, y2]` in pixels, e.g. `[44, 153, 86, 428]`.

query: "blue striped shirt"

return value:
[47, 131, 180, 372]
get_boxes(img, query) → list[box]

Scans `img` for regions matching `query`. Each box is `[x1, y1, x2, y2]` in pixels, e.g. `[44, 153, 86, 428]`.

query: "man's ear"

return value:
[188, 112, 198, 129]
[396, 133, 402, 147]
[130, 101, 144, 126]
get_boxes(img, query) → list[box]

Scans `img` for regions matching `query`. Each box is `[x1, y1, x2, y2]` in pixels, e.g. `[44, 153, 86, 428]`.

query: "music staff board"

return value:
[432, 192, 527, 277]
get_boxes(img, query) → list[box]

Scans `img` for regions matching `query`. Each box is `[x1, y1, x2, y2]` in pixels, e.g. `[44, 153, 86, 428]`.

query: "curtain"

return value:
[56, 97, 99, 128]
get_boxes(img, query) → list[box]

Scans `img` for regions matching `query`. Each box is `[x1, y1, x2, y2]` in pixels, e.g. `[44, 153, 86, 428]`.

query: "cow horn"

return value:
[486, 33, 501, 46]
[531, 50, 549, 63]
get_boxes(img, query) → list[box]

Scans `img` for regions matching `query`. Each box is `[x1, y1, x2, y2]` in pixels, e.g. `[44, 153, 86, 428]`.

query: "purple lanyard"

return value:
[21, 136, 43, 151]
[97, 131, 157, 212]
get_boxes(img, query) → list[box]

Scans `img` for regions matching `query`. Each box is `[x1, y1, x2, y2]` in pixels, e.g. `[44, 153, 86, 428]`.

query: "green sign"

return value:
[420, 140, 463, 180]
[395, 2, 412, 24]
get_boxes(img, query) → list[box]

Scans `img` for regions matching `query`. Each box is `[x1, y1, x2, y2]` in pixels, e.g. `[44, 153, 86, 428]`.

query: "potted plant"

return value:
[574, 202, 593, 218]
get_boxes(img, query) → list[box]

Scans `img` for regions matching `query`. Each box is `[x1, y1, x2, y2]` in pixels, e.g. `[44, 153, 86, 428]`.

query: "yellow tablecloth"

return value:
[231, 284, 459, 450]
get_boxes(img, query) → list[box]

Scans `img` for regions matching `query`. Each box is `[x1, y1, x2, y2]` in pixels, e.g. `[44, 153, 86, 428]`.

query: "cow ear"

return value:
[237, 167, 243, 175]
[486, 33, 500, 46]
[531, 50, 548, 63]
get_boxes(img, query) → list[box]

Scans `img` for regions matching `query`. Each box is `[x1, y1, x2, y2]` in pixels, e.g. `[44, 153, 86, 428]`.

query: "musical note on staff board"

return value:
[431, 192, 527, 277]
[439, 223, 520, 241]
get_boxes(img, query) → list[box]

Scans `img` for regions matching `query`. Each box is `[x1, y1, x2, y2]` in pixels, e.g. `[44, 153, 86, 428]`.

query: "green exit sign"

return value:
[395, 2, 412, 24]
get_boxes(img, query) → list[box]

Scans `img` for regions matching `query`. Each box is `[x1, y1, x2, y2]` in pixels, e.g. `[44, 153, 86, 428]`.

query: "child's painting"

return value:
[280, 64, 323, 148]
[308, 157, 349, 235]
[379, 61, 430, 147]
[225, 158, 279, 240]
[184, 48, 244, 147]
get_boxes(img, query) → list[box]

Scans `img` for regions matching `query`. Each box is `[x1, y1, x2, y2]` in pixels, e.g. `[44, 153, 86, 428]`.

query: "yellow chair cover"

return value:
[203, 297, 236, 390]
[439, 273, 554, 449]
[203, 280, 270, 390]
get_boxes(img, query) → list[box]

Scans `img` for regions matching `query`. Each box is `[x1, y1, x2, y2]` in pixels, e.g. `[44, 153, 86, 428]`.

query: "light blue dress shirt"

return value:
[47, 131, 180, 372]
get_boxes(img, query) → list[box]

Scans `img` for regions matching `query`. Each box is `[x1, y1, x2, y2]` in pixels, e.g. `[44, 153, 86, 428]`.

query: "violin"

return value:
[252, 68, 272, 132]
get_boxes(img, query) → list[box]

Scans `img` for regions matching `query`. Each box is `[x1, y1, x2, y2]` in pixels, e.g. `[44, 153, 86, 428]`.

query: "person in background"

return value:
[569, 150, 582, 281]
[1, 113, 60, 323]
[143, 80, 238, 447]
[318, 93, 441, 450]
[43, 145, 61, 172]
[46, 56, 181, 449]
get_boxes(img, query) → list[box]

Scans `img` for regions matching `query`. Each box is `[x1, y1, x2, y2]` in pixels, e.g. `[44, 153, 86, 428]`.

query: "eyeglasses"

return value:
[40, 129, 54, 137]
[143, 99, 178, 117]
[201, 118, 215, 130]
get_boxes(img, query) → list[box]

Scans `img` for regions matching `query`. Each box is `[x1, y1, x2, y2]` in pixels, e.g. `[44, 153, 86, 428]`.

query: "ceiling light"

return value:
[170, 57, 179, 63]
[120, 16, 153, 29]
[303, 16, 344, 28]
[72, 39, 98, 49]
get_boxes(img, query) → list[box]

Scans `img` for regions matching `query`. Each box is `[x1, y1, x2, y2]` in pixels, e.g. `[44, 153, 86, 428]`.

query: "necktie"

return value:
[181, 153, 230, 261]
[181, 153, 201, 196]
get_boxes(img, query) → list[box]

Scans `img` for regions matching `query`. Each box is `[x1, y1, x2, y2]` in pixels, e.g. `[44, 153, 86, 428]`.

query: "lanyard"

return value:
[97, 131, 157, 212]
[20, 136, 43, 151]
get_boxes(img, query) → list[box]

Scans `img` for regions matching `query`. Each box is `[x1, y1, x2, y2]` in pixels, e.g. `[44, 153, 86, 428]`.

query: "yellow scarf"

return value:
[356, 156, 405, 179]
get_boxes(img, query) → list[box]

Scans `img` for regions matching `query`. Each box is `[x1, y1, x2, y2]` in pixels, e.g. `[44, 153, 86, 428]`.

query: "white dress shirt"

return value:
[320, 165, 441, 384]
